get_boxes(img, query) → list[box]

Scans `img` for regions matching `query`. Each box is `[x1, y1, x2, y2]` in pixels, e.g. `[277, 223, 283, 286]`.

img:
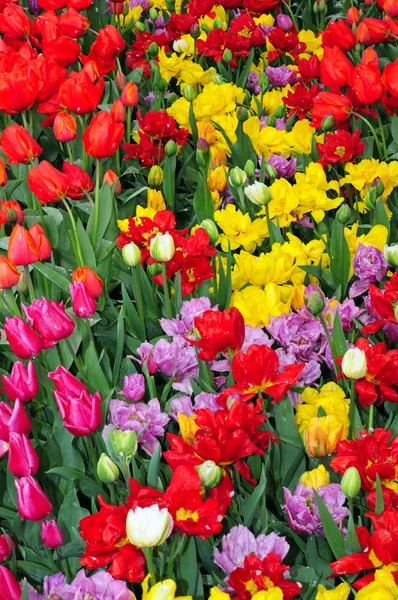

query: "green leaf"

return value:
[112, 307, 125, 387]
[375, 473, 384, 515]
[329, 219, 351, 299]
[84, 341, 111, 391]
[178, 536, 203, 598]
[391, 113, 398, 143]
[46, 467, 106, 498]
[237, 47, 254, 88]
[147, 443, 162, 489]
[313, 490, 346, 559]
[373, 199, 390, 241]
[77, 218, 97, 270]
[345, 512, 361, 555]
[86, 183, 114, 250]
[21, 580, 29, 600]
[33, 262, 71, 294]
[332, 311, 348, 358]
[242, 466, 266, 527]
[16, 561, 53, 582]
[163, 154, 177, 211]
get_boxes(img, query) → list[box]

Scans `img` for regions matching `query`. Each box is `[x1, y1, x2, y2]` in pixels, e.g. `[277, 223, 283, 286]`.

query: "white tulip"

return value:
[126, 504, 173, 548]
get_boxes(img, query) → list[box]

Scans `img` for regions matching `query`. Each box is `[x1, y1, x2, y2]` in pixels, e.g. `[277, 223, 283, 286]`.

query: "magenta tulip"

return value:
[40, 519, 63, 548]
[15, 476, 52, 521]
[23, 298, 75, 343]
[0, 566, 21, 600]
[8, 433, 40, 478]
[4, 316, 43, 359]
[53, 389, 102, 436]
[0, 399, 32, 442]
[70, 280, 96, 318]
[48, 366, 87, 397]
[2, 360, 39, 403]
[0, 534, 16, 562]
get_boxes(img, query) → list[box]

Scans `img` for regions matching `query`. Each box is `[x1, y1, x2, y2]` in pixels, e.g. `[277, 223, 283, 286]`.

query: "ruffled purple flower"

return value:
[160, 298, 213, 337]
[266, 65, 298, 88]
[267, 310, 327, 363]
[267, 154, 297, 178]
[247, 72, 261, 95]
[27, 570, 133, 600]
[283, 483, 349, 537]
[130, 0, 149, 10]
[259, 116, 286, 130]
[276, 349, 321, 406]
[170, 391, 220, 420]
[108, 398, 169, 455]
[324, 298, 364, 332]
[242, 325, 272, 352]
[118, 373, 145, 402]
[214, 525, 289, 575]
[349, 243, 388, 298]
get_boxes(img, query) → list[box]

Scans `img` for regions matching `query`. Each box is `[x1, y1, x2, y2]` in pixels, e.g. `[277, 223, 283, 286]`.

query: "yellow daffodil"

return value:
[142, 575, 191, 600]
[315, 583, 350, 600]
[294, 163, 343, 223]
[300, 464, 331, 489]
[214, 205, 268, 253]
[267, 179, 299, 227]
[231, 283, 293, 327]
[340, 159, 398, 215]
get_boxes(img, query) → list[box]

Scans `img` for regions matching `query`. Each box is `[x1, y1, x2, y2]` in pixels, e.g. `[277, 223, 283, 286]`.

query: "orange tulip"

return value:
[72, 266, 103, 298]
[103, 169, 121, 193]
[121, 83, 139, 107]
[29, 224, 52, 261]
[8, 224, 39, 266]
[0, 257, 20, 289]
[0, 158, 7, 186]
[53, 112, 77, 143]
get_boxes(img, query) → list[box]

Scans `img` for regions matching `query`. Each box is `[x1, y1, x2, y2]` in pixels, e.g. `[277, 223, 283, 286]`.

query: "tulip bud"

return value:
[319, 0, 327, 11]
[148, 165, 163, 187]
[103, 169, 121, 193]
[202, 23, 211, 34]
[173, 38, 189, 53]
[183, 85, 197, 103]
[341, 348, 367, 379]
[53, 112, 77, 143]
[321, 114, 334, 132]
[200, 219, 219, 245]
[212, 74, 225, 85]
[190, 23, 200, 39]
[16, 270, 27, 294]
[70, 280, 96, 318]
[384, 244, 398, 268]
[166, 92, 178, 106]
[299, 464, 330, 489]
[304, 287, 325, 316]
[229, 167, 247, 188]
[165, 140, 177, 156]
[41, 520, 63, 549]
[213, 17, 223, 29]
[237, 107, 248, 122]
[97, 453, 120, 483]
[0, 566, 21, 600]
[245, 182, 272, 206]
[109, 427, 137, 457]
[222, 48, 232, 63]
[266, 115, 276, 127]
[122, 242, 142, 267]
[15, 476, 52, 521]
[336, 204, 351, 224]
[116, 70, 128, 90]
[244, 160, 255, 178]
[274, 105, 286, 118]
[394, 303, 398, 323]
[126, 505, 174, 548]
[147, 263, 163, 277]
[0, 534, 16, 562]
[341, 466, 361, 499]
[259, 73, 269, 91]
[264, 164, 278, 181]
[372, 177, 384, 198]
[149, 7, 158, 20]
[150, 232, 175, 262]
[120, 82, 139, 107]
[276, 13, 293, 31]
[148, 42, 159, 57]
[134, 21, 145, 32]
[8, 432, 40, 478]
[196, 460, 223, 488]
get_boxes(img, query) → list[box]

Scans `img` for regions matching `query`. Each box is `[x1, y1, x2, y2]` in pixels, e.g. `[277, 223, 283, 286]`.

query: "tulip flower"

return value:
[4, 316, 43, 359]
[53, 389, 102, 436]
[349, 64, 383, 105]
[341, 348, 367, 380]
[97, 453, 120, 483]
[141, 577, 186, 600]
[0, 566, 21, 600]
[8, 432, 40, 478]
[53, 111, 77, 142]
[0, 257, 20, 289]
[44, 36, 81, 68]
[244, 182, 272, 206]
[29, 223, 52, 261]
[48, 365, 87, 397]
[8, 224, 39, 266]
[0, 124, 42, 165]
[126, 505, 174, 548]
[59, 70, 104, 115]
[341, 467, 361, 499]
[1, 200, 24, 225]
[311, 92, 353, 128]
[149, 232, 175, 262]
[0, 59, 40, 115]
[58, 7, 90, 38]
[15, 476, 52, 521]
[41, 520, 63, 548]
[0, 534, 16, 562]
[23, 298, 75, 343]
[103, 169, 121, 193]
[110, 99, 125, 123]
[302, 416, 345, 457]
[320, 46, 354, 88]
[299, 465, 330, 489]
[0, 3, 32, 37]
[62, 161, 94, 200]
[381, 58, 398, 100]
[121, 82, 139, 107]
[82, 111, 125, 159]
[28, 160, 69, 204]
[0, 157, 7, 186]
[0, 399, 32, 441]
[70, 280, 97, 318]
[122, 242, 141, 267]
[2, 360, 39, 403]
[72, 266, 103, 298]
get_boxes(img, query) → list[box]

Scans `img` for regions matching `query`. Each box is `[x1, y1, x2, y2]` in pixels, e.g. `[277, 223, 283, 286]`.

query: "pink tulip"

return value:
[2, 360, 39, 403]
[0, 399, 31, 442]
[0, 566, 21, 600]
[15, 476, 52, 521]
[70, 280, 96, 318]
[54, 389, 102, 436]
[23, 298, 75, 343]
[4, 316, 43, 359]
[48, 365, 87, 397]
[40, 519, 63, 548]
[0, 534, 16, 562]
[8, 433, 40, 478]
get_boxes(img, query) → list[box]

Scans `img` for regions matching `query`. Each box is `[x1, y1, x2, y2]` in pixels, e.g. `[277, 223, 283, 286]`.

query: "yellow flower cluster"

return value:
[315, 583, 350, 600]
[356, 566, 398, 600]
[210, 586, 283, 600]
[214, 204, 268, 253]
[340, 159, 398, 215]
[295, 383, 350, 457]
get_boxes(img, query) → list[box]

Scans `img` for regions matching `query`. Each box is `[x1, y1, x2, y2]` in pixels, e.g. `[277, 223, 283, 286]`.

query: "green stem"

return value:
[45, 547, 59, 574]
[319, 314, 338, 374]
[67, 144, 74, 163]
[161, 262, 173, 319]
[4, 288, 21, 316]
[61, 198, 84, 267]
[132, 266, 146, 339]
[368, 403, 374, 433]
[143, 547, 157, 585]
[92, 159, 101, 248]
[126, 107, 132, 144]
[24, 266, 35, 303]
[353, 112, 382, 160]
[167, 533, 179, 579]
[375, 108, 388, 161]
[348, 377, 356, 440]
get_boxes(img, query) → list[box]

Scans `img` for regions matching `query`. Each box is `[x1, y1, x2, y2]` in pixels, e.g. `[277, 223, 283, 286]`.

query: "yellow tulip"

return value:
[142, 575, 192, 600]
[315, 583, 350, 600]
[299, 464, 330, 489]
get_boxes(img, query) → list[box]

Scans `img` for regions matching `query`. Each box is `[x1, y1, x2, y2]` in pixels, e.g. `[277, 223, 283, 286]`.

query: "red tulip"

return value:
[54, 388, 102, 436]
[41, 519, 63, 548]
[0, 4, 32, 38]
[48, 365, 87, 397]
[62, 161, 94, 199]
[187, 307, 245, 361]
[23, 298, 75, 343]
[28, 160, 69, 204]
[0, 257, 20, 289]
[322, 18, 356, 51]
[15, 476, 52, 521]
[44, 36, 81, 67]
[38, 0, 67, 9]
[362, 47, 379, 68]
[349, 63, 383, 105]
[121, 82, 139, 107]
[72, 266, 103, 298]
[311, 92, 353, 128]
[34, 56, 67, 104]
[377, 0, 398, 17]
[0, 125, 42, 165]
[346, 6, 360, 26]
[82, 111, 125, 159]
[54, 112, 77, 142]
[70, 280, 97, 317]
[68, 0, 94, 9]
[1, 200, 24, 224]
[0, 566, 21, 600]
[111, 99, 125, 123]
[8, 224, 39, 266]
[2, 360, 39, 403]
[356, 18, 389, 44]
[0, 534, 16, 562]
[0, 399, 32, 442]
[58, 7, 89, 38]
[4, 316, 43, 359]
[8, 432, 40, 477]
[29, 223, 52, 261]
[382, 58, 398, 99]
[84, 24, 124, 74]
[320, 46, 354, 88]
[59, 70, 104, 115]
[298, 55, 320, 81]
[0, 58, 40, 115]
[0, 158, 7, 186]
[103, 169, 121, 193]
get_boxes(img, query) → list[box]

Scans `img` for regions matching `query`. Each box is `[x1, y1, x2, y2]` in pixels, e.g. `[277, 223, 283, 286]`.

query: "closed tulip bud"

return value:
[341, 466, 361, 499]
[0, 256, 20, 289]
[223, 48, 233, 63]
[111, 100, 125, 124]
[121, 82, 139, 107]
[28, 161, 69, 204]
[54, 388, 102, 437]
[244, 160, 255, 178]
[15, 476, 52, 521]
[49, 365, 87, 397]
[245, 182, 272, 206]
[8, 432, 40, 478]
[62, 161, 94, 200]
[54, 112, 77, 143]
[0, 534, 16, 562]
[23, 298, 75, 343]
[2, 361, 39, 404]
[394, 303, 398, 323]
[346, 6, 360, 26]
[202, 23, 211, 34]
[276, 13, 293, 31]
[0, 125, 42, 165]
[267, 115, 277, 127]
[341, 348, 367, 379]
[302, 416, 345, 457]
[1, 399, 32, 439]
[229, 167, 247, 188]
[337, 204, 351, 224]
[122, 242, 142, 267]
[173, 38, 189, 53]
[97, 453, 120, 483]
[259, 73, 269, 91]
[116, 70, 128, 90]
[4, 316, 43, 359]
[103, 169, 121, 193]
[299, 464, 330, 489]
[126, 505, 174, 548]
[149, 7, 158, 20]
[365, 189, 376, 210]
[372, 177, 384, 198]
[196, 460, 223, 488]
[158, 78, 168, 93]
[134, 21, 145, 32]
[212, 74, 224, 85]
[72, 266, 103, 298]
[190, 23, 200, 38]
[29, 223, 52, 261]
[313, 0, 319, 11]
[213, 17, 223, 29]
[182, 85, 196, 102]
[384, 244, 398, 268]
[319, 0, 327, 11]
[8, 224, 39, 266]
[0, 566, 21, 600]
[304, 286, 325, 316]
[148, 165, 163, 187]
[41, 520, 63, 549]
[150, 232, 175, 262]
[148, 42, 159, 56]
[82, 111, 124, 159]
[165, 140, 177, 156]
[70, 280, 96, 318]
[0, 158, 7, 186]
[237, 107, 248, 122]
[321, 114, 334, 132]
[17, 270, 27, 294]
[109, 427, 137, 457]
[1, 200, 23, 224]
[166, 92, 178, 105]
[147, 263, 163, 277]
[274, 105, 285, 118]
[264, 164, 278, 181]
[200, 219, 219, 245]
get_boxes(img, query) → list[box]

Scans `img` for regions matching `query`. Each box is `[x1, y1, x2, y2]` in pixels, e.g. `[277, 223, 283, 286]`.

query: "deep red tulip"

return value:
[49, 365, 87, 396]
[0, 4, 32, 38]
[356, 18, 389, 44]
[44, 35, 81, 67]
[4, 316, 43, 359]
[29, 223, 52, 261]
[2, 360, 39, 403]
[0, 59, 40, 115]
[0, 125, 42, 165]
[0, 566, 21, 600]
[53, 112, 77, 142]
[110, 99, 125, 123]
[382, 58, 398, 99]
[103, 169, 121, 193]
[23, 298, 75, 343]
[82, 110, 125, 159]
[1, 200, 24, 224]
[41, 519, 63, 548]
[8, 224, 39, 266]
[121, 82, 139, 107]
[187, 307, 245, 361]
[298, 55, 320, 81]
[34, 56, 67, 104]
[84, 24, 125, 75]
[320, 46, 354, 88]
[34, 9, 59, 46]
[0, 399, 32, 442]
[59, 70, 104, 115]
[0, 257, 20, 289]
[362, 47, 380, 68]
[349, 63, 383, 105]
[0, 158, 7, 186]
[28, 160, 69, 204]
[377, 0, 398, 17]
[68, 0, 94, 10]
[0, 534, 16, 562]
[38, 0, 67, 9]
[54, 388, 102, 436]
[322, 18, 356, 51]
[346, 6, 360, 26]
[58, 7, 89, 38]
[70, 280, 97, 317]
[311, 92, 353, 128]
[8, 432, 40, 478]
[15, 476, 52, 521]
[62, 161, 94, 199]
[72, 266, 103, 298]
